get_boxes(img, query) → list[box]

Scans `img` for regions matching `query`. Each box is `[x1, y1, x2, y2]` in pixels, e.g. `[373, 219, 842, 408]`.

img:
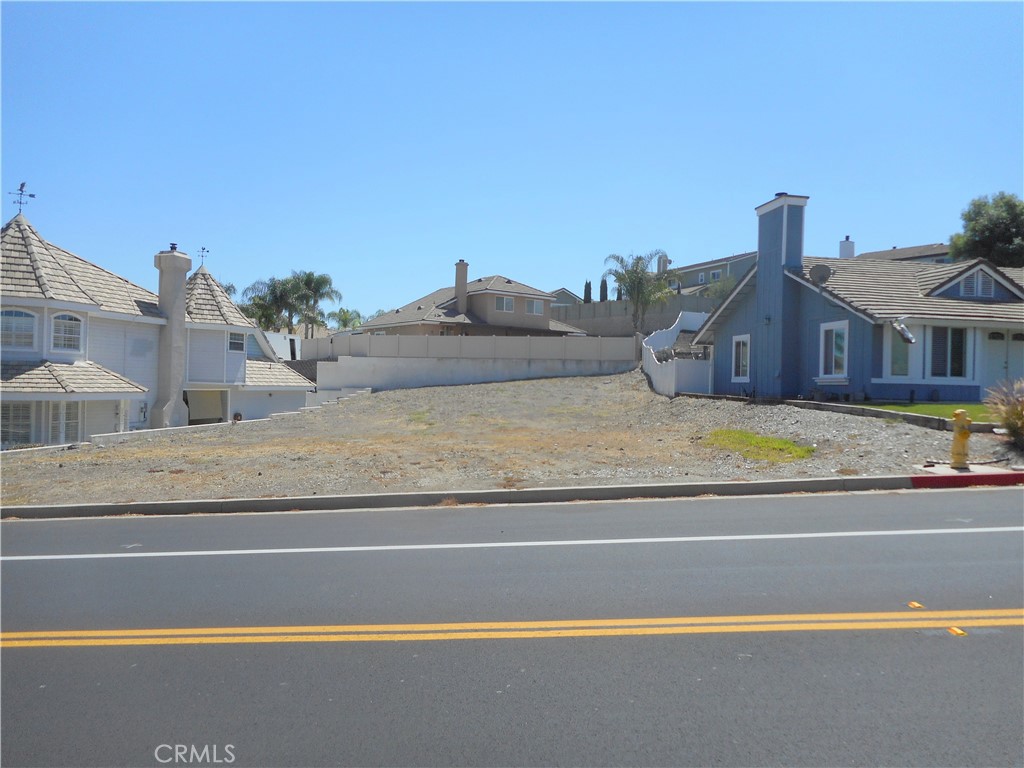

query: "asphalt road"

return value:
[2, 488, 1022, 767]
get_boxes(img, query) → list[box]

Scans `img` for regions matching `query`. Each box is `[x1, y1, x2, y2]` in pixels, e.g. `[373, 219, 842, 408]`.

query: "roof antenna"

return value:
[198, 246, 209, 266]
[8, 182, 36, 213]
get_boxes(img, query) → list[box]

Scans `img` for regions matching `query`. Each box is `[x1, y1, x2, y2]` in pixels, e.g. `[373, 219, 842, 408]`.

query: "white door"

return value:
[982, 331, 1024, 390]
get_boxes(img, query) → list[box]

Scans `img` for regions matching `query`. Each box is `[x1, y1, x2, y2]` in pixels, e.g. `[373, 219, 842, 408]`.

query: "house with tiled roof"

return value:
[691, 194, 1024, 402]
[358, 259, 585, 337]
[853, 242, 952, 264]
[1, 214, 312, 448]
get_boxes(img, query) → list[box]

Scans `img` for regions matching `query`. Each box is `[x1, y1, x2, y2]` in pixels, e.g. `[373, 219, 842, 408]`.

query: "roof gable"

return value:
[1, 214, 162, 318]
[185, 266, 255, 327]
[924, 261, 1024, 302]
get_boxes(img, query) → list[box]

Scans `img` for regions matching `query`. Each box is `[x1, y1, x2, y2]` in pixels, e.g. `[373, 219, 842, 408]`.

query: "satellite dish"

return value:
[809, 264, 833, 286]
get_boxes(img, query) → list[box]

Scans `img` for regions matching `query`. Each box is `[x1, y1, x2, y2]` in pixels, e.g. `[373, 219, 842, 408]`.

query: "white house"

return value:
[1, 213, 313, 449]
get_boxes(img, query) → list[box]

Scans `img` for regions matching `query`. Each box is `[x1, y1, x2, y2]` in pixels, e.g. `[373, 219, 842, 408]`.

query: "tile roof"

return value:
[797, 257, 1024, 323]
[185, 266, 255, 327]
[1, 214, 162, 318]
[282, 359, 319, 383]
[853, 243, 950, 262]
[668, 251, 757, 274]
[243, 360, 314, 389]
[360, 275, 574, 332]
[1, 360, 148, 394]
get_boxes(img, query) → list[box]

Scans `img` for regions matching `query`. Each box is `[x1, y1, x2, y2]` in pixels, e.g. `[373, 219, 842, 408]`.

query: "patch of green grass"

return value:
[706, 429, 815, 463]
[407, 410, 435, 427]
[861, 402, 995, 422]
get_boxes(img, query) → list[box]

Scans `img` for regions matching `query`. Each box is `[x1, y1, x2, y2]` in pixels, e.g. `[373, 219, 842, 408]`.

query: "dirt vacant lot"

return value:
[0, 371, 1015, 506]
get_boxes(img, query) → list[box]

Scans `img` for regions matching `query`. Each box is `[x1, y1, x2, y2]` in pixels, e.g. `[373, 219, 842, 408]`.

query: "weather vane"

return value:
[198, 247, 209, 266]
[8, 182, 36, 213]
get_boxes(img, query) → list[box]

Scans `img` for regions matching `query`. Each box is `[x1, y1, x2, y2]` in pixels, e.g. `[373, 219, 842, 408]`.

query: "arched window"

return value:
[1, 309, 36, 348]
[52, 314, 82, 351]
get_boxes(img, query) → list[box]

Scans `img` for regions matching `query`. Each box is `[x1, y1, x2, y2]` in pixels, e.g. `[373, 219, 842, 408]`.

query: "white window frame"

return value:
[818, 320, 848, 380]
[495, 296, 514, 313]
[49, 401, 81, 444]
[889, 327, 910, 377]
[51, 313, 83, 352]
[1, 309, 37, 349]
[698, 274, 706, 285]
[525, 299, 543, 316]
[929, 326, 968, 379]
[710, 270, 722, 282]
[228, 332, 245, 352]
[1, 402, 33, 447]
[731, 334, 750, 383]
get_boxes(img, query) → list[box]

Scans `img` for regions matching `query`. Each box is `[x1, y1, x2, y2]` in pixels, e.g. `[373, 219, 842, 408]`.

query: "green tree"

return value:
[706, 274, 737, 305]
[583, 280, 592, 304]
[599, 277, 608, 302]
[290, 270, 343, 339]
[242, 276, 303, 333]
[949, 192, 1024, 268]
[327, 308, 363, 331]
[603, 250, 675, 333]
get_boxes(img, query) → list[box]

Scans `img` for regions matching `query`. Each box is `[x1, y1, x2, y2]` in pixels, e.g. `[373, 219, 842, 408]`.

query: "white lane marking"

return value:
[1, 527, 1021, 562]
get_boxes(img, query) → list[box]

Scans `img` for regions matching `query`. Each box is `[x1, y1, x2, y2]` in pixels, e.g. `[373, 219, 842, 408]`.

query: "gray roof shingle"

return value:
[243, 360, 314, 389]
[1, 360, 148, 394]
[1, 214, 162, 318]
[185, 266, 255, 327]
[797, 257, 1024, 323]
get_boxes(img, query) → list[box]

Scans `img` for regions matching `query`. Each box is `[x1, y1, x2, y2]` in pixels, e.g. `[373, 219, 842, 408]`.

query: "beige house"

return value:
[358, 259, 584, 337]
[1, 214, 313, 448]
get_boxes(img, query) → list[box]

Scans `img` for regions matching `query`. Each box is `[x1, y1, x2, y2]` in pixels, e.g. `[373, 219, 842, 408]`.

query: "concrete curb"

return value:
[3, 473, 1021, 520]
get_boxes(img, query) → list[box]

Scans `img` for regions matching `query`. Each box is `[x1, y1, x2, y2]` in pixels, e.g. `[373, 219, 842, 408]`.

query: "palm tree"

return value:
[242, 277, 303, 333]
[290, 270, 342, 339]
[603, 250, 675, 333]
[327, 308, 363, 332]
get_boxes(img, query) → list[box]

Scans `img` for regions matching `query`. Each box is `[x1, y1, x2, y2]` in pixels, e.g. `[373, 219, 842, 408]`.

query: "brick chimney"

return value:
[455, 259, 468, 315]
[152, 244, 191, 428]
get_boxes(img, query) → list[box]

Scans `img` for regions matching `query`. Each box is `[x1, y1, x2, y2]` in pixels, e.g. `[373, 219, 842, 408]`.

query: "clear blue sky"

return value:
[3, 2, 1022, 319]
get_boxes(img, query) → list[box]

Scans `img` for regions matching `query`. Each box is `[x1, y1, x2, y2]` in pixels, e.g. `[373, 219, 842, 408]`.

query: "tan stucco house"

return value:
[358, 260, 585, 337]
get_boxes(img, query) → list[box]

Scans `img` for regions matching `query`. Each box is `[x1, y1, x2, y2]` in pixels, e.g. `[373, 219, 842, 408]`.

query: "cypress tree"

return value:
[583, 280, 592, 303]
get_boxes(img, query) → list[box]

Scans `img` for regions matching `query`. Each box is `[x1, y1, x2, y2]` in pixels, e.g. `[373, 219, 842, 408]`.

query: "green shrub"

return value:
[984, 379, 1024, 450]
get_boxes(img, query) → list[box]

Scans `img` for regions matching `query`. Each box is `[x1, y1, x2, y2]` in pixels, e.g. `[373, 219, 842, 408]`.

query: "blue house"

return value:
[692, 194, 1024, 402]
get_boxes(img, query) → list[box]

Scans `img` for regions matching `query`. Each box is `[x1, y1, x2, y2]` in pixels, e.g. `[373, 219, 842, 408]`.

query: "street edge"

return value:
[3, 473, 1022, 520]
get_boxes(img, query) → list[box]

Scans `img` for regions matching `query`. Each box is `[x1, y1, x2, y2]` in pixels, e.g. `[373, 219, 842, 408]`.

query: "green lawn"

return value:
[861, 402, 997, 422]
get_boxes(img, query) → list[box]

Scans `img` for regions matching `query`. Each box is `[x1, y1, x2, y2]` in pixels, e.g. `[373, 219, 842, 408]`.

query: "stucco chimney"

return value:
[455, 259, 468, 315]
[152, 245, 192, 429]
[839, 235, 855, 259]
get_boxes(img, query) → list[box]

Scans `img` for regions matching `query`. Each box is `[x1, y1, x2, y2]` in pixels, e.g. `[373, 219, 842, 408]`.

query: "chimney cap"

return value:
[775, 192, 788, 198]
[845, 235, 850, 241]
[169, 243, 177, 251]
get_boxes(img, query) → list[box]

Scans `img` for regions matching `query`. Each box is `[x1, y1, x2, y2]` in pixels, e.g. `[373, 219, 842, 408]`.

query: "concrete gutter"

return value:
[3, 472, 1021, 520]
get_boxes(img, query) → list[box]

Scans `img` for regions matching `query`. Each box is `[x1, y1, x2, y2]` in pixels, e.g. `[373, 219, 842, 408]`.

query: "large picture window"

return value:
[1, 309, 36, 348]
[731, 334, 749, 382]
[820, 321, 848, 378]
[931, 326, 967, 377]
[51, 314, 82, 351]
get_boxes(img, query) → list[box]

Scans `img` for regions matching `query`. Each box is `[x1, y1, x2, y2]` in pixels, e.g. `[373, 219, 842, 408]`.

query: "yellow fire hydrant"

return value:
[951, 409, 972, 470]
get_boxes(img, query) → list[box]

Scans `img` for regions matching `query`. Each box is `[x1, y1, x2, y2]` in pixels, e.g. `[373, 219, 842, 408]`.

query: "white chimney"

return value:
[839, 235, 855, 259]
[152, 244, 192, 429]
[455, 259, 468, 315]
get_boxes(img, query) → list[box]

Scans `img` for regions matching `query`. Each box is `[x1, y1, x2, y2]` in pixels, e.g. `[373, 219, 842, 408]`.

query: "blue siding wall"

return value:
[712, 286, 762, 397]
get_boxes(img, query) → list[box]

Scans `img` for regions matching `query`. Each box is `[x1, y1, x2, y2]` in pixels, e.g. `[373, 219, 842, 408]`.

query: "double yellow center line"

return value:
[2, 609, 1021, 648]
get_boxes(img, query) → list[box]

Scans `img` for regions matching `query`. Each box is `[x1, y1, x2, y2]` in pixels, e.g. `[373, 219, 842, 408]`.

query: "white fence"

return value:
[304, 333, 634, 362]
[311, 334, 639, 392]
[641, 312, 713, 396]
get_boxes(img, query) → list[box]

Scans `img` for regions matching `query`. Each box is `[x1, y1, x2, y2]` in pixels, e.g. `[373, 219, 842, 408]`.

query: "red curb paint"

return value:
[910, 473, 1024, 489]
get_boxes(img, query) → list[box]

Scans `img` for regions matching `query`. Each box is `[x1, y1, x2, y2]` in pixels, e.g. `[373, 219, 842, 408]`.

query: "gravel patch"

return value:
[1, 370, 1017, 506]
